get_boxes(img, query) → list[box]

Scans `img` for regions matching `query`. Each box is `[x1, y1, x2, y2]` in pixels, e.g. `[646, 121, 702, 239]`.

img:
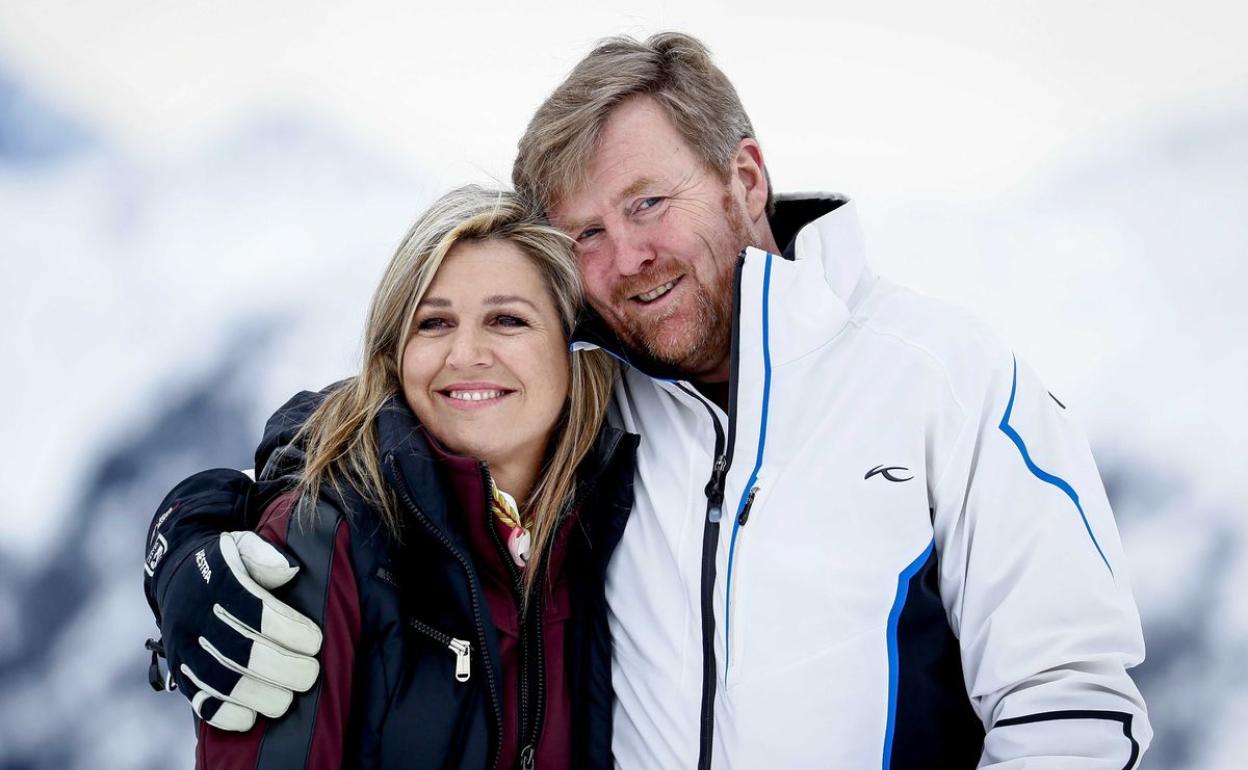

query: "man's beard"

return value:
[617, 269, 733, 374]
[612, 190, 750, 378]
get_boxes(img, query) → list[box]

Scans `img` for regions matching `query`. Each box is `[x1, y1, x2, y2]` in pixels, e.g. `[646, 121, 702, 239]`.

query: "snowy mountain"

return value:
[2, 65, 1244, 768]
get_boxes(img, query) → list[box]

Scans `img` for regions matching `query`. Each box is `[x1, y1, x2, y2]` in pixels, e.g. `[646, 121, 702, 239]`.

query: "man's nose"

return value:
[445, 326, 493, 369]
[611, 229, 656, 277]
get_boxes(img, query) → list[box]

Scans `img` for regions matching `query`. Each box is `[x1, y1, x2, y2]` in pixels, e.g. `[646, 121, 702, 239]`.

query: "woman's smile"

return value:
[437, 382, 518, 409]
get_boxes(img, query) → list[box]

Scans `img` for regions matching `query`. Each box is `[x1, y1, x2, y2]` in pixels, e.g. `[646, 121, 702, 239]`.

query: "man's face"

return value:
[548, 96, 755, 382]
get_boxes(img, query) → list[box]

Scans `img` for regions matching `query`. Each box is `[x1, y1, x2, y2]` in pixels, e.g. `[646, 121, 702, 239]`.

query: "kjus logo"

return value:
[195, 549, 213, 584]
[865, 465, 913, 483]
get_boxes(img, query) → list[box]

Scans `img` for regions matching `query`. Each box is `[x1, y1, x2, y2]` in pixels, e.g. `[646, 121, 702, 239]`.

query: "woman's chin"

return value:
[435, 429, 516, 467]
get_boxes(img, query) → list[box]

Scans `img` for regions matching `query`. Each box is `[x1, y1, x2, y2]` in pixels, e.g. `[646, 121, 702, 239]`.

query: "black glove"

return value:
[146, 472, 322, 731]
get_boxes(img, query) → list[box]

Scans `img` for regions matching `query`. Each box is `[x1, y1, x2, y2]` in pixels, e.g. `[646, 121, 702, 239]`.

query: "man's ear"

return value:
[733, 138, 770, 222]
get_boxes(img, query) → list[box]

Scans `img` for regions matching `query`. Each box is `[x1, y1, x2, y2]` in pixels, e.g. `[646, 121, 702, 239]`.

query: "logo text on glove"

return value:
[195, 549, 212, 584]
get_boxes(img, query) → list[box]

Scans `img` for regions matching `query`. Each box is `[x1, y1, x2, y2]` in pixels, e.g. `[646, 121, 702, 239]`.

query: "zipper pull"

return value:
[448, 638, 471, 683]
[738, 487, 758, 527]
[520, 744, 536, 770]
[705, 455, 728, 522]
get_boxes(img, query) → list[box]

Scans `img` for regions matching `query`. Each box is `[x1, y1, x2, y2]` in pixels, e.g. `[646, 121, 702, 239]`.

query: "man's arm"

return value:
[145, 468, 258, 621]
[143, 388, 336, 728]
[143, 469, 322, 730]
[933, 352, 1151, 769]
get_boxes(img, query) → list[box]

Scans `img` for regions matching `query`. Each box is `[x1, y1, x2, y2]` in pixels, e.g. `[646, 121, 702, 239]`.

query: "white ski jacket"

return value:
[580, 195, 1150, 769]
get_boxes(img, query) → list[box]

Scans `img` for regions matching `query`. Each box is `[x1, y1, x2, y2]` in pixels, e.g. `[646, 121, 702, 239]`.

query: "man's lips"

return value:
[630, 275, 682, 305]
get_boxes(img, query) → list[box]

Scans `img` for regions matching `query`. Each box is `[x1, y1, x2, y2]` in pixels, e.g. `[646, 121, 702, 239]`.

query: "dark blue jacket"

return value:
[144, 389, 638, 769]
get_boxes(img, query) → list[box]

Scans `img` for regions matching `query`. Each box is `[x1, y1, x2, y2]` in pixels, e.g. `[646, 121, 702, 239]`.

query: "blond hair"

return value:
[513, 31, 772, 214]
[295, 186, 616, 601]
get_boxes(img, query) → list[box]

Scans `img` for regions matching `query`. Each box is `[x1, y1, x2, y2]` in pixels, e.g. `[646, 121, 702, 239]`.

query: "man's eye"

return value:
[637, 196, 664, 212]
[577, 227, 603, 242]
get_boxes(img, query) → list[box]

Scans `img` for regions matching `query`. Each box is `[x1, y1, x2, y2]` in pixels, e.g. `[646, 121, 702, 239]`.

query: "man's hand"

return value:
[157, 531, 322, 731]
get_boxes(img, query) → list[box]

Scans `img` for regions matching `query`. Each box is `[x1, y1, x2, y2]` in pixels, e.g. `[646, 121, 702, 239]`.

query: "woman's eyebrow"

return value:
[484, 294, 539, 310]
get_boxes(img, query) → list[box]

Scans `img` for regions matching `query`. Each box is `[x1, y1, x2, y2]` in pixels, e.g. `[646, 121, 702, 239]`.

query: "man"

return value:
[144, 32, 1150, 768]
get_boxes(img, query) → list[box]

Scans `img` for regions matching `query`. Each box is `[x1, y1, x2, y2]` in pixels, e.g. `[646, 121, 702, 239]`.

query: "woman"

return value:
[193, 186, 636, 769]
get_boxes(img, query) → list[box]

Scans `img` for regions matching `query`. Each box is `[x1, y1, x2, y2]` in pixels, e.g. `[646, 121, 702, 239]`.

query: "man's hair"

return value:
[513, 31, 773, 215]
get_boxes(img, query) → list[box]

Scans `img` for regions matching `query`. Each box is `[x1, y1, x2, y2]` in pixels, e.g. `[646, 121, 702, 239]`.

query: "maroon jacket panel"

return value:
[194, 492, 361, 770]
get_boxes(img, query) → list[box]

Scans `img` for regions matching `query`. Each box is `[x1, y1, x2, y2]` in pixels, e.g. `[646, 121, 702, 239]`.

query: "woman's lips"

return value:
[437, 384, 516, 410]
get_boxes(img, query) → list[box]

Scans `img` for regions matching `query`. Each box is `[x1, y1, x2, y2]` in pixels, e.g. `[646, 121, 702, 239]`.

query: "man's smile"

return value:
[631, 275, 683, 306]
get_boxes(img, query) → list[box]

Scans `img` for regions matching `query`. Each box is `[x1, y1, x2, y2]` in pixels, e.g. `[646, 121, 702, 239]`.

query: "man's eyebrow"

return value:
[616, 176, 659, 204]
[556, 177, 663, 235]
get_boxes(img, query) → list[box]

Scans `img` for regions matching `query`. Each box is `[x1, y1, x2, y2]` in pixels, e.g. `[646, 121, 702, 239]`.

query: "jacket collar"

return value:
[375, 394, 634, 539]
[772, 193, 848, 259]
[375, 396, 458, 534]
[776, 192, 874, 314]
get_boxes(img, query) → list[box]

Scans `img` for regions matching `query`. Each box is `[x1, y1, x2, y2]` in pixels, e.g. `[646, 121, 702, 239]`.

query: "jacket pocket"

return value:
[724, 483, 762, 678]
[375, 565, 473, 684]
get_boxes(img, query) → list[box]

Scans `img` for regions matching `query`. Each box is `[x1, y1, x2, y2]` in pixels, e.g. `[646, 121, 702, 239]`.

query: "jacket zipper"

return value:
[678, 251, 747, 770]
[519, 602, 544, 770]
[480, 465, 548, 769]
[377, 567, 474, 683]
[388, 456, 505, 770]
[483, 435, 626, 770]
[738, 486, 758, 527]
[408, 617, 472, 682]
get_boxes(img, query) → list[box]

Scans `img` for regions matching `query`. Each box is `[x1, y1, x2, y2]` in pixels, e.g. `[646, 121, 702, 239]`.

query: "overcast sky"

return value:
[2, 0, 1245, 200]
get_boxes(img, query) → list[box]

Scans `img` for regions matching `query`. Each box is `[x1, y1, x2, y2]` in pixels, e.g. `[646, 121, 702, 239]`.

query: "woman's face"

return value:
[402, 239, 570, 475]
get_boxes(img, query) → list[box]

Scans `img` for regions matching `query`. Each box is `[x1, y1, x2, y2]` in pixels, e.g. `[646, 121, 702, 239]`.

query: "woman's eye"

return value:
[494, 314, 529, 328]
[417, 317, 449, 331]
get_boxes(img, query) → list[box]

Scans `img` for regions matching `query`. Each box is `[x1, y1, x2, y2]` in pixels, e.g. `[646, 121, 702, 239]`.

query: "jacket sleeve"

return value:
[195, 493, 362, 770]
[144, 385, 336, 624]
[931, 352, 1151, 769]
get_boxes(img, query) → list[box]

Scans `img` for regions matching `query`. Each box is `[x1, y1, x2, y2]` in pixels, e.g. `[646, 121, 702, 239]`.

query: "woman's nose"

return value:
[445, 327, 493, 369]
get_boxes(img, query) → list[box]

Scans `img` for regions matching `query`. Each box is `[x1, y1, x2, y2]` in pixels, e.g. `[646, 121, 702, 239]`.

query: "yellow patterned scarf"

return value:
[490, 481, 530, 569]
